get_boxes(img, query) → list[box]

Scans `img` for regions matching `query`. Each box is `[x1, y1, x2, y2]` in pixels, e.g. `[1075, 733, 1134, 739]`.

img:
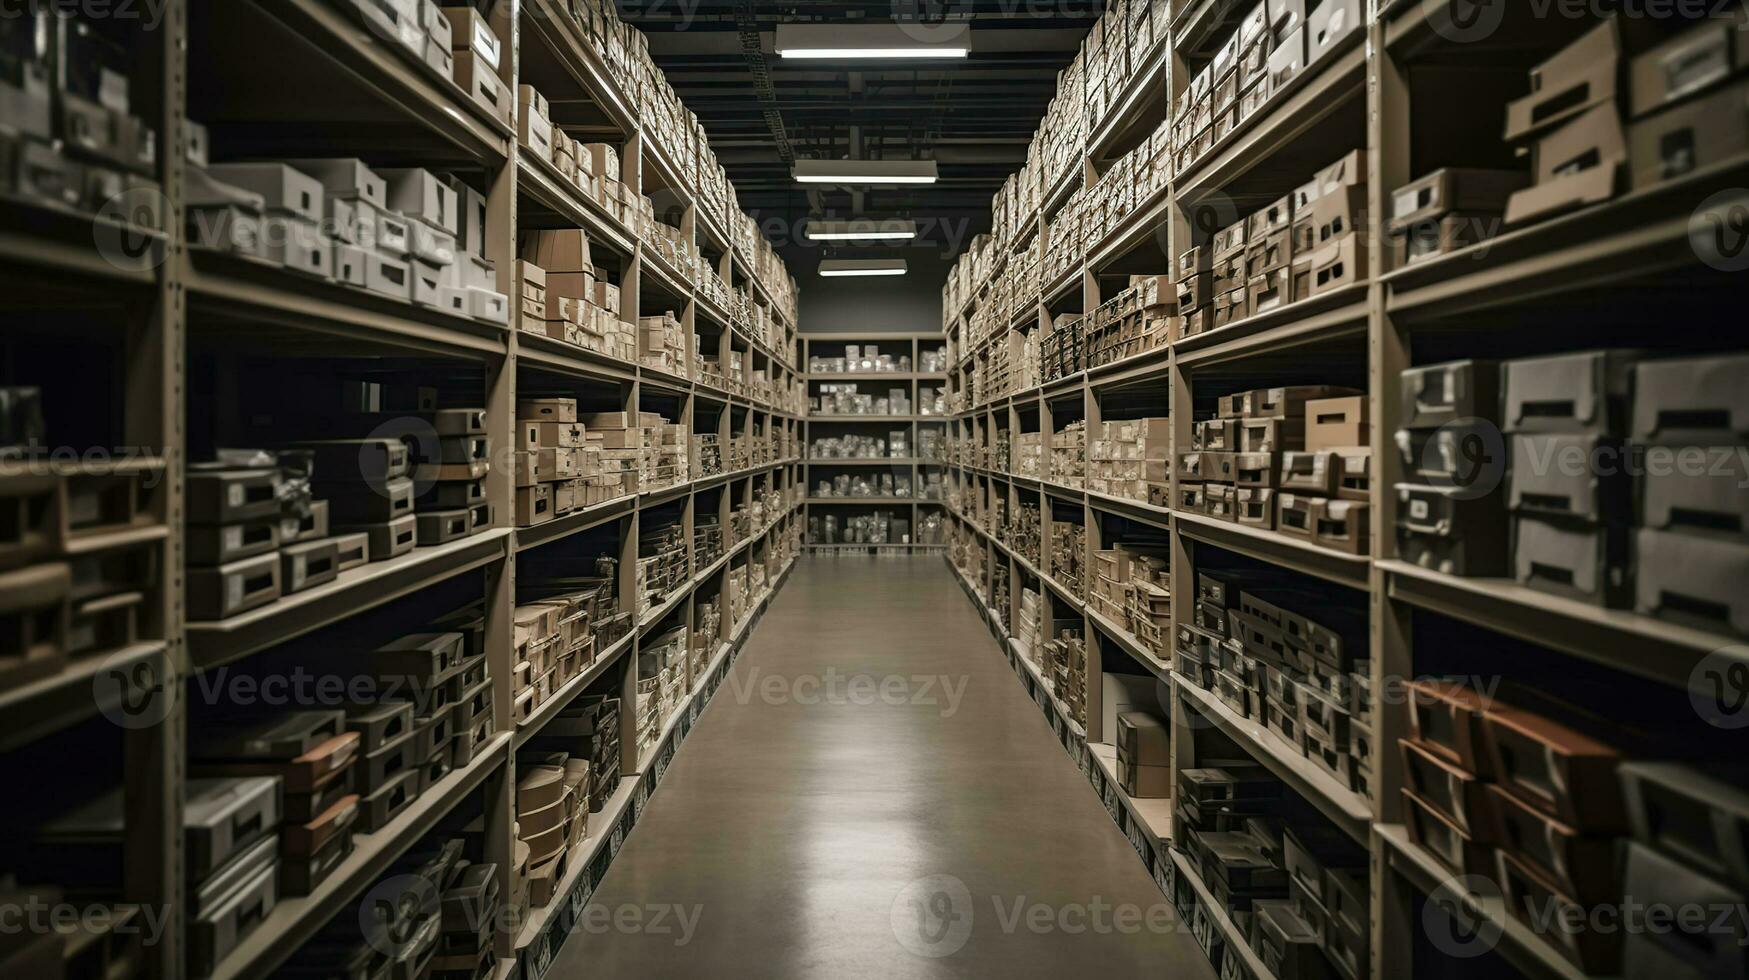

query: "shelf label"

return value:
[529, 935, 553, 980]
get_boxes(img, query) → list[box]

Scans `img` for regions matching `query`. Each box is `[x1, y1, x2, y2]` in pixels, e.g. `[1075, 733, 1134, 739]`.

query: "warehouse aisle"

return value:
[547, 555, 1214, 979]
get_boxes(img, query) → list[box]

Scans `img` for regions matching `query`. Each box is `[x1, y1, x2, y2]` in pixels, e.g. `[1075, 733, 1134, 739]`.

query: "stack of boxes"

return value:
[1045, 626, 1087, 728]
[691, 598, 721, 683]
[1400, 678, 1673, 974]
[185, 454, 322, 621]
[1088, 417, 1171, 505]
[1387, 168, 1526, 268]
[519, 231, 639, 363]
[1051, 420, 1087, 488]
[1014, 431, 1043, 477]
[1016, 587, 1047, 666]
[431, 860, 499, 980]
[1049, 518, 1085, 599]
[1181, 149, 1367, 341]
[1, 12, 161, 235]
[525, 694, 622, 819]
[1500, 20, 1622, 228]
[188, 147, 508, 323]
[1014, 502, 1042, 566]
[641, 413, 688, 492]
[636, 523, 689, 616]
[639, 312, 687, 377]
[511, 563, 624, 726]
[1178, 385, 1370, 556]
[693, 432, 722, 478]
[1175, 762, 1371, 980]
[0, 401, 161, 686]
[1116, 711, 1171, 799]
[1091, 541, 1172, 660]
[1177, 569, 1372, 802]
[1396, 351, 1747, 638]
[515, 398, 585, 527]
[636, 627, 687, 756]
[512, 757, 578, 908]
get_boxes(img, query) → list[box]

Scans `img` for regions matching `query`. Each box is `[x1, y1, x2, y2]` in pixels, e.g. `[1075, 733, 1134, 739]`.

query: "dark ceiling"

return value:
[620, 1, 1097, 245]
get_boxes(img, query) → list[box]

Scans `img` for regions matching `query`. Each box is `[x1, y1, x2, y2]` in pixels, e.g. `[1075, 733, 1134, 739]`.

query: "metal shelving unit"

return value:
[801, 332, 952, 553]
[0, 2, 809, 979]
[936, 4, 1749, 980]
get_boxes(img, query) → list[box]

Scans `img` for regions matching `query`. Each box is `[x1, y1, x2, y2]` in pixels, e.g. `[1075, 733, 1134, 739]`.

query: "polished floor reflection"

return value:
[546, 555, 1216, 979]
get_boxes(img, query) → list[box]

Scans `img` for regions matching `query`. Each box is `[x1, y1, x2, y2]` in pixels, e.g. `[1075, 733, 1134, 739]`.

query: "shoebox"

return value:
[283, 158, 386, 210]
[1632, 353, 1749, 444]
[1308, 231, 1365, 296]
[1304, 396, 1367, 451]
[1306, 0, 1361, 66]
[380, 167, 458, 235]
[1503, 349, 1641, 435]
[1504, 103, 1626, 226]
[1505, 18, 1621, 143]
[1629, 79, 1749, 189]
[1400, 360, 1501, 429]
[1511, 512, 1631, 607]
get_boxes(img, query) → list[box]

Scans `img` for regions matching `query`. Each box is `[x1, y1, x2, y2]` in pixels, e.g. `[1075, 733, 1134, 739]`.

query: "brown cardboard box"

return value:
[1314, 499, 1369, 555]
[1248, 196, 1293, 239]
[1336, 447, 1368, 499]
[1177, 273, 1213, 310]
[1504, 104, 1626, 226]
[1629, 79, 1749, 189]
[1504, 18, 1620, 142]
[1308, 232, 1365, 296]
[1213, 219, 1248, 262]
[1236, 487, 1275, 529]
[1312, 184, 1367, 248]
[523, 230, 591, 273]
[1317, 149, 1366, 196]
[1630, 21, 1739, 118]
[1276, 492, 1317, 542]
[1248, 230, 1291, 275]
[1280, 451, 1338, 496]
[515, 484, 553, 527]
[1304, 396, 1368, 451]
[1248, 267, 1290, 315]
[1388, 168, 1530, 233]
[1393, 211, 1506, 267]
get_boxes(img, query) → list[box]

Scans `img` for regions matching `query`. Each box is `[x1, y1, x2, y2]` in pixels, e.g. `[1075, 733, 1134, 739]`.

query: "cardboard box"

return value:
[1276, 492, 1317, 541]
[1630, 21, 1738, 119]
[1308, 232, 1365, 296]
[1400, 359, 1501, 429]
[1629, 79, 1749, 189]
[1312, 184, 1366, 247]
[454, 50, 511, 125]
[1396, 483, 1510, 577]
[1632, 352, 1749, 443]
[1503, 349, 1640, 435]
[1504, 18, 1620, 143]
[1304, 396, 1367, 451]
[1393, 211, 1506, 266]
[1247, 267, 1291, 315]
[1635, 528, 1749, 635]
[440, 4, 501, 71]
[1503, 104, 1625, 226]
[1513, 513, 1631, 607]
[1314, 499, 1369, 555]
[205, 163, 324, 222]
[1306, 0, 1360, 65]
[283, 158, 386, 210]
[379, 168, 458, 235]
[1268, 26, 1306, 94]
[1389, 168, 1530, 233]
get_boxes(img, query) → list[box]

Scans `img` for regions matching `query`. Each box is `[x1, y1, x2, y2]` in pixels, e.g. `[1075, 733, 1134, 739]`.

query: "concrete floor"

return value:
[547, 555, 1216, 979]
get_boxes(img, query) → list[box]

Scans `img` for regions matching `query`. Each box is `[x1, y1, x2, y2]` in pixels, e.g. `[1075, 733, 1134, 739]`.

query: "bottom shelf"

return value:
[1169, 849, 1278, 980]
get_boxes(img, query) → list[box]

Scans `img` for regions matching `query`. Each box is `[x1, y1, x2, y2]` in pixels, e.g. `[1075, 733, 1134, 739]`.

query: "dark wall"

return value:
[782, 246, 951, 336]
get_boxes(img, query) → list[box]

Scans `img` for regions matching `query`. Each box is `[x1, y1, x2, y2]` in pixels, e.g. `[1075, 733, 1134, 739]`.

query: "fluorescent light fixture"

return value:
[819, 259, 908, 277]
[793, 159, 938, 185]
[775, 22, 970, 59]
[806, 219, 919, 241]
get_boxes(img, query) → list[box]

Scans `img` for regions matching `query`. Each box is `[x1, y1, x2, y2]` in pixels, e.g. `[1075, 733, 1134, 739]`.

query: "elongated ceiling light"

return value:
[820, 259, 908, 277]
[793, 159, 938, 185]
[806, 219, 919, 241]
[775, 23, 970, 59]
